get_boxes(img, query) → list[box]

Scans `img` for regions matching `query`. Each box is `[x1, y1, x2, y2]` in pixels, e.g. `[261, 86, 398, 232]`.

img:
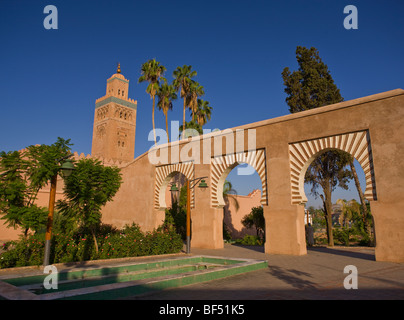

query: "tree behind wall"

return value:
[282, 46, 353, 246]
[282, 46, 343, 113]
[241, 206, 265, 239]
[173, 65, 197, 139]
[306, 150, 353, 245]
[138, 59, 167, 145]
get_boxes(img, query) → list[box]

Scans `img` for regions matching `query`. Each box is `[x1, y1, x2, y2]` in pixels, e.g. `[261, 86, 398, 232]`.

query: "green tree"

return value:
[0, 138, 72, 237]
[307, 205, 325, 229]
[138, 59, 166, 145]
[179, 120, 203, 138]
[194, 99, 212, 127]
[222, 180, 239, 241]
[223, 180, 239, 211]
[282, 46, 343, 113]
[282, 46, 354, 246]
[282, 46, 371, 244]
[165, 176, 188, 239]
[157, 78, 177, 143]
[348, 157, 372, 240]
[307, 151, 353, 245]
[336, 199, 360, 227]
[241, 206, 265, 239]
[173, 65, 197, 139]
[334, 199, 357, 246]
[335, 198, 373, 245]
[165, 201, 186, 239]
[56, 158, 122, 254]
[179, 98, 212, 135]
[186, 81, 205, 122]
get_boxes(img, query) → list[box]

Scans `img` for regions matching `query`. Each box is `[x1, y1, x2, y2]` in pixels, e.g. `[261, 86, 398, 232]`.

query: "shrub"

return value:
[333, 227, 350, 246]
[223, 223, 232, 241]
[235, 235, 263, 246]
[0, 223, 184, 269]
[0, 235, 44, 268]
[241, 207, 265, 238]
[165, 203, 186, 240]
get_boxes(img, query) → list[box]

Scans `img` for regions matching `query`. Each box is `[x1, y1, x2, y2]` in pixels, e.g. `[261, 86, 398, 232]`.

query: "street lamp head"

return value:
[60, 159, 75, 178]
[198, 179, 208, 189]
[170, 183, 179, 193]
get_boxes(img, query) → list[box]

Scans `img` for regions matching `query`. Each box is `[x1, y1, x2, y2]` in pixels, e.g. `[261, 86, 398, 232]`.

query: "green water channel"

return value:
[4, 257, 241, 293]
[1, 256, 267, 300]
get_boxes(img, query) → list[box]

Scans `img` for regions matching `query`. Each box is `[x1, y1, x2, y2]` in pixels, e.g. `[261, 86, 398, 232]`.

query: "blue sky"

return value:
[0, 0, 403, 207]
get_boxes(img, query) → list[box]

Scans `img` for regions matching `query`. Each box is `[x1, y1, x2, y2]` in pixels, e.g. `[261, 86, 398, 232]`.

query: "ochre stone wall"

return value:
[2, 89, 403, 263]
[223, 190, 262, 239]
[122, 89, 403, 261]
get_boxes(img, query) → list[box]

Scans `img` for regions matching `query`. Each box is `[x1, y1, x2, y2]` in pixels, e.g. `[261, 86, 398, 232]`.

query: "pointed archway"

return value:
[154, 162, 194, 209]
[210, 149, 268, 208]
[288, 130, 377, 205]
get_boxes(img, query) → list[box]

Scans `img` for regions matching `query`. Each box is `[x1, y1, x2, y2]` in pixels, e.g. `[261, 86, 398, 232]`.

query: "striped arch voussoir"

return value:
[154, 162, 195, 209]
[289, 130, 377, 205]
[210, 149, 267, 208]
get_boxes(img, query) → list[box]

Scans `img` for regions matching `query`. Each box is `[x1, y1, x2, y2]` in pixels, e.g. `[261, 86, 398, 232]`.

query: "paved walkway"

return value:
[130, 244, 404, 300]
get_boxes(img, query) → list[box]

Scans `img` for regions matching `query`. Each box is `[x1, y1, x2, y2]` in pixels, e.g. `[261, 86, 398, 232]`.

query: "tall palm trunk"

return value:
[165, 112, 170, 143]
[182, 97, 186, 139]
[152, 95, 157, 145]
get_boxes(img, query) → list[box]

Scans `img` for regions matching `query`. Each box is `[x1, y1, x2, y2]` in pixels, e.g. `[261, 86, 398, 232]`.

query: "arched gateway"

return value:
[100, 88, 404, 263]
[289, 130, 377, 205]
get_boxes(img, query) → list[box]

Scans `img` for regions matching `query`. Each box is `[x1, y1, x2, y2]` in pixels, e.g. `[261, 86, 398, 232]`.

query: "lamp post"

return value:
[170, 176, 208, 254]
[43, 156, 75, 266]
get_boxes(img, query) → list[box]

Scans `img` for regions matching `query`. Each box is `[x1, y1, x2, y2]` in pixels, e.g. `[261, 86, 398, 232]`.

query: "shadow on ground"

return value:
[308, 246, 375, 261]
[230, 243, 265, 253]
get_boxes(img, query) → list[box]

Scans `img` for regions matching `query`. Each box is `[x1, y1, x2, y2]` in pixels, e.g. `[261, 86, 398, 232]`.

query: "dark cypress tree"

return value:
[282, 46, 343, 113]
[282, 46, 353, 246]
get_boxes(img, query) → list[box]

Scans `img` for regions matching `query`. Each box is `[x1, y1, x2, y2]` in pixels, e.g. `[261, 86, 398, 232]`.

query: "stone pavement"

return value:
[129, 244, 404, 300]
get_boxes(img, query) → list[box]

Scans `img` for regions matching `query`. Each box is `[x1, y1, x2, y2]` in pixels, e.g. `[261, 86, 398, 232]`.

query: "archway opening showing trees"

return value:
[302, 148, 375, 248]
[163, 172, 188, 240]
[222, 163, 265, 246]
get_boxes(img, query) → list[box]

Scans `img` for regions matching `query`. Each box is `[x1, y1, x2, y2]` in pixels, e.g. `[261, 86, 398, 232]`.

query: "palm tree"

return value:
[186, 81, 204, 122]
[194, 99, 212, 127]
[336, 199, 360, 227]
[336, 198, 361, 246]
[179, 120, 203, 140]
[222, 180, 239, 241]
[157, 78, 177, 143]
[223, 180, 239, 211]
[179, 99, 211, 138]
[173, 65, 197, 139]
[336, 199, 350, 227]
[138, 59, 166, 144]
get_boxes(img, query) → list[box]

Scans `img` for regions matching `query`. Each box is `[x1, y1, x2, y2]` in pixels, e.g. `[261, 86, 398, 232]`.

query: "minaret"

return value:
[91, 64, 137, 162]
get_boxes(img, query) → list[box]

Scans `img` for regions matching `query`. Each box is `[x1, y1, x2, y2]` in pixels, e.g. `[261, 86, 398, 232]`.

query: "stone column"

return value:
[191, 164, 224, 249]
[264, 204, 307, 255]
[263, 147, 307, 256]
[371, 201, 404, 263]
